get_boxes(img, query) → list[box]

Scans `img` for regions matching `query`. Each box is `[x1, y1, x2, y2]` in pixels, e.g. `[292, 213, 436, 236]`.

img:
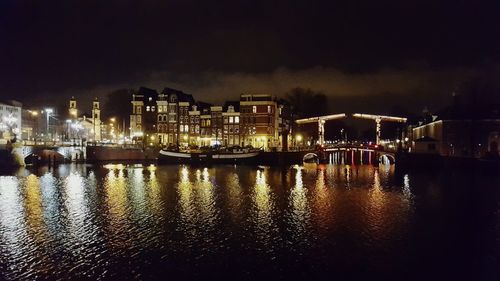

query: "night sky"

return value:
[1, 0, 499, 112]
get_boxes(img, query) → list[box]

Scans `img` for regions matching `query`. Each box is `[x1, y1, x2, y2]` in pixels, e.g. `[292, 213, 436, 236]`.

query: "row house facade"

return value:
[199, 103, 212, 147]
[240, 94, 279, 150]
[130, 87, 158, 140]
[156, 88, 194, 146]
[130, 87, 293, 150]
[187, 105, 201, 146]
[223, 102, 240, 147]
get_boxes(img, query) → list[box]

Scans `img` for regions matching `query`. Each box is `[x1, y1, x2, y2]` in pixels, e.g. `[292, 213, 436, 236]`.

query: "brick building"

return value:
[240, 94, 279, 150]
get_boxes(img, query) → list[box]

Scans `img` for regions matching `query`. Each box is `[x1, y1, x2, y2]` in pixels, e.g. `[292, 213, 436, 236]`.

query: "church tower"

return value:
[92, 97, 102, 141]
[69, 96, 78, 118]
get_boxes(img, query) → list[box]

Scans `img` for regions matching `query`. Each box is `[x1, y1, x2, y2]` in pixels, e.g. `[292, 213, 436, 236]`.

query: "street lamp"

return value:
[66, 119, 71, 141]
[294, 134, 303, 151]
[45, 108, 53, 140]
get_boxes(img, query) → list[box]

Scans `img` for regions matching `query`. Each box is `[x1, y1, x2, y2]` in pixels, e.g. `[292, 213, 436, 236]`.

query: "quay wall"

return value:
[86, 146, 161, 162]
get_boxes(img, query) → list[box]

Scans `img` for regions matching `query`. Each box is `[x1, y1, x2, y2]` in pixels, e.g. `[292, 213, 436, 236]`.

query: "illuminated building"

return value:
[412, 119, 500, 157]
[210, 105, 223, 146]
[240, 94, 279, 150]
[222, 102, 240, 147]
[188, 105, 201, 146]
[199, 104, 212, 147]
[157, 88, 195, 146]
[130, 87, 158, 142]
[0, 100, 22, 142]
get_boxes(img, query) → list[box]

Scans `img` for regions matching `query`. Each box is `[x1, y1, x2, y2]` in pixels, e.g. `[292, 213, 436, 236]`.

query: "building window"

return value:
[235, 116, 239, 123]
[146, 106, 150, 112]
[137, 106, 142, 114]
[252, 106, 257, 113]
[267, 106, 271, 113]
[229, 116, 234, 123]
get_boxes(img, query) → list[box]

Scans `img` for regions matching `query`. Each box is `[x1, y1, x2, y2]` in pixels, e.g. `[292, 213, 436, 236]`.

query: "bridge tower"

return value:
[92, 97, 102, 141]
[352, 114, 407, 145]
[295, 114, 347, 146]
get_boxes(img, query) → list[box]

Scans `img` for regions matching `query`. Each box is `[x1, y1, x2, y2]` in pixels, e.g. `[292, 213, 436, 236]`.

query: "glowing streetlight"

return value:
[45, 108, 53, 138]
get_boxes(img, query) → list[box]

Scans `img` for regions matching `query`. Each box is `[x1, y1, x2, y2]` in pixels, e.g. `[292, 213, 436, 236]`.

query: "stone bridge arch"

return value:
[303, 152, 319, 163]
[378, 153, 395, 165]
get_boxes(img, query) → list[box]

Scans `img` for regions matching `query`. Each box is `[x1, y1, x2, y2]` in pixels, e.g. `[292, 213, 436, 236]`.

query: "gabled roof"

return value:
[223, 101, 240, 112]
[196, 101, 213, 111]
[137, 87, 159, 97]
[161, 87, 195, 103]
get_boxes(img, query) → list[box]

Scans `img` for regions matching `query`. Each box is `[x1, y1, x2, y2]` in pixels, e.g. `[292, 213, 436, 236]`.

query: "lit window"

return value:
[149, 97, 152, 102]
[252, 106, 257, 113]
[235, 116, 239, 123]
[229, 116, 234, 123]
[146, 106, 150, 112]
[267, 106, 271, 113]
[152, 106, 155, 112]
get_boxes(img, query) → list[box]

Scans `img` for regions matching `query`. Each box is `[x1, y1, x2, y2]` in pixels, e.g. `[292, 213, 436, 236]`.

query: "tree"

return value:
[103, 88, 134, 126]
[285, 87, 329, 118]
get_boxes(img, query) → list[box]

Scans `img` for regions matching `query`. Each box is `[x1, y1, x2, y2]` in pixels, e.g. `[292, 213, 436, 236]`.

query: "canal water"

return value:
[0, 164, 499, 280]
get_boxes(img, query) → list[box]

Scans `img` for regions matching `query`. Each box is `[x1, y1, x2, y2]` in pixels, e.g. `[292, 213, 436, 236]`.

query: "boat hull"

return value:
[158, 150, 260, 164]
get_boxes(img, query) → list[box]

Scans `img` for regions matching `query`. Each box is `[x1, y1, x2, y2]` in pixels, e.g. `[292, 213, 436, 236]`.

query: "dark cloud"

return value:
[1, 0, 499, 111]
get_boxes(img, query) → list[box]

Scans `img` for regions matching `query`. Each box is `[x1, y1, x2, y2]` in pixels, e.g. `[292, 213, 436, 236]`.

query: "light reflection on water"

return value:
[0, 163, 498, 280]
